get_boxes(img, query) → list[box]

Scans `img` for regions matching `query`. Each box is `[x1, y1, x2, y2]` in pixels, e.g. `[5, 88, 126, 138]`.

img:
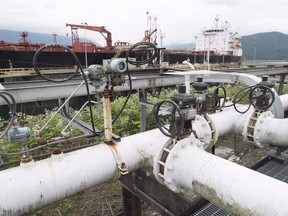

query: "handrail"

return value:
[0, 67, 77, 77]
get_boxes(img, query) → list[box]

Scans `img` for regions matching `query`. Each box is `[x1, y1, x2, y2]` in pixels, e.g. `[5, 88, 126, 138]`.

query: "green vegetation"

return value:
[1, 82, 287, 168]
[0, 88, 177, 167]
[1, 82, 288, 214]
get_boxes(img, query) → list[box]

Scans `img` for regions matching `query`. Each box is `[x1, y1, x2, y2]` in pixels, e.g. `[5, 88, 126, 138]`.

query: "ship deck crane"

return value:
[143, 28, 157, 43]
[66, 23, 113, 48]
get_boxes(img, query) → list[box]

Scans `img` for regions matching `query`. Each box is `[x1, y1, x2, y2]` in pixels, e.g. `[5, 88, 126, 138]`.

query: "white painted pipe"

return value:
[160, 137, 288, 216]
[192, 104, 254, 146]
[182, 60, 195, 70]
[199, 101, 288, 147]
[254, 111, 288, 147]
[207, 105, 253, 137]
[280, 94, 288, 111]
[0, 129, 168, 215]
[2, 95, 288, 215]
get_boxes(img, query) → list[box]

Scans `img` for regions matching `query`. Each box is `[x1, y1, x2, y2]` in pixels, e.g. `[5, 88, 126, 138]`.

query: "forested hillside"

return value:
[241, 32, 288, 60]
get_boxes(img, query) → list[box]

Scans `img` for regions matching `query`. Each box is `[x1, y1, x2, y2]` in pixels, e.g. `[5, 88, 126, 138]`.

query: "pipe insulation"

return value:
[158, 137, 288, 216]
[0, 129, 168, 216]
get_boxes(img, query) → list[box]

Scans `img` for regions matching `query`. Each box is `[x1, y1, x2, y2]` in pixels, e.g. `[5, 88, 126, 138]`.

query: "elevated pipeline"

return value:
[2, 125, 288, 215]
[156, 137, 288, 216]
[205, 94, 288, 147]
[2, 94, 288, 215]
[0, 129, 168, 215]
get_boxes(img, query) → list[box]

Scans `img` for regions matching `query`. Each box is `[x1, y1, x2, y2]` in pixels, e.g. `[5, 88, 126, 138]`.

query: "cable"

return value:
[112, 42, 158, 124]
[232, 86, 253, 113]
[126, 41, 158, 65]
[221, 84, 275, 114]
[112, 70, 132, 124]
[33, 43, 97, 134]
[33, 43, 80, 83]
[207, 86, 227, 111]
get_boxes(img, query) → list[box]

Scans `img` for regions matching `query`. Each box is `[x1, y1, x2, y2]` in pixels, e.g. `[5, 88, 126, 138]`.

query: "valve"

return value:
[7, 119, 32, 163]
[106, 59, 127, 73]
[192, 77, 209, 114]
[154, 99, 185, 138]
[210, 86, 227, 110]
[153, 85, 197, 139]
[87, 64, 105, 88]
[249, 77, 275, 111]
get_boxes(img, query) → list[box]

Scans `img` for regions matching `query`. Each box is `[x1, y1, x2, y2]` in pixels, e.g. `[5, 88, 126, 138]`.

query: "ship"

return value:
[0, 16, 242, 69]
[163, 15, 242, 65]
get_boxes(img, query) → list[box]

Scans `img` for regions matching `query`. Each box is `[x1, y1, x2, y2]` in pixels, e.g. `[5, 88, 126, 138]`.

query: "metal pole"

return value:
[253, 42, 257, 66]
[85, 31, 88, 69]
[139, 89, 147, 132]
[81, 22, 88, 69]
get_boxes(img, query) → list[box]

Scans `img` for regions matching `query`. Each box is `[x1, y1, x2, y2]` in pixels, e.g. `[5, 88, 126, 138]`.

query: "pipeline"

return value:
[2, 83, 288, 214]
[154, 137, 288, 216]
[253, 110, 288, 147]
[203, 94, 288, 147]
[0, 129, 168, 216]
[1, 106, 288, 216]
[2, 124, 288, 215]
[279, 94, 288, 111]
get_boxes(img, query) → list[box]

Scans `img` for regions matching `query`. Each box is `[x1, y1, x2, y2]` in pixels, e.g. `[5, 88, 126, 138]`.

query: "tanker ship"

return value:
[0, 16, 242, 69]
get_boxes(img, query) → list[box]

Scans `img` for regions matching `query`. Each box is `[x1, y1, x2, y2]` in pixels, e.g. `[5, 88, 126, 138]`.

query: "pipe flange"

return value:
[193, 114, 215, 149]
[244, 110, 263, 148]
[203, 114, 218, 148]
[153, 137, 205, 193]
[253, 111, 274, 147]
[153, 139, 175, 184]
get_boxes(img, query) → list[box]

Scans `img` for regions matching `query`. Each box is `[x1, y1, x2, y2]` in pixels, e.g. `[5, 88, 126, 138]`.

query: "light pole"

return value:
[253, 42, 257, 66]
[81, 22, 88, 69]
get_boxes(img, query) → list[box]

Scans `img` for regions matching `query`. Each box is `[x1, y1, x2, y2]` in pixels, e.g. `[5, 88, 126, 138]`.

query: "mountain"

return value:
[0, 29, 96, 45]
[241, 32, 288, 60]
[0, 29, 71, 45]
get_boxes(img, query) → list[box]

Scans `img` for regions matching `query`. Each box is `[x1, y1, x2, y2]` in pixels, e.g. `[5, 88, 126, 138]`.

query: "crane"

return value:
[143, 28, 157, 43]
[66, 23, 113, 48]
[142, 13, 158, 44]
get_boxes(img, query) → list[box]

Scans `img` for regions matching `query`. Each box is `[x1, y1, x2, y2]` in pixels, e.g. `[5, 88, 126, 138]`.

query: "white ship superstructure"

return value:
[195, 16, 242, 57]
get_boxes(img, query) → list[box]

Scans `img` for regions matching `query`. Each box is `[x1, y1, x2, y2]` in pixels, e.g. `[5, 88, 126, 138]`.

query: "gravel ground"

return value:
[24, 134, 272, 216]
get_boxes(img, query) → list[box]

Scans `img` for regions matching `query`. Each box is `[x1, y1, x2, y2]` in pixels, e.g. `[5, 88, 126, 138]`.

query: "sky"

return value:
[1, 0, 288, 46]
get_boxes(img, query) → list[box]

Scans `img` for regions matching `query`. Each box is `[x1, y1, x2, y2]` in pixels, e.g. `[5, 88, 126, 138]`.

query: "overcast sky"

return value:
[1, 0, 288, 46]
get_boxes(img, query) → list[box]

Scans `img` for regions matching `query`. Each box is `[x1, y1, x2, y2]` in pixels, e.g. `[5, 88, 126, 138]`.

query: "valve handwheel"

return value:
[153, 100, 184, 138]
[249, 85, 275, 110]
[211, 86, 227, 110]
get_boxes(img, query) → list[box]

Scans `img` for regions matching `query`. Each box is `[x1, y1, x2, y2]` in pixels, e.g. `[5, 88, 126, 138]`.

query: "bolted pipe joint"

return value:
[153, 137, 288, 215]
[254, 110, 288, 147]
[153, 137, 205, 193]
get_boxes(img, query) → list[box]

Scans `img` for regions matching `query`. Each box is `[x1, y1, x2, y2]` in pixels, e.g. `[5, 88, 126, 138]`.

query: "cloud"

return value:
[203, 0, 241, 6]
[0, 0, 288, 45]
